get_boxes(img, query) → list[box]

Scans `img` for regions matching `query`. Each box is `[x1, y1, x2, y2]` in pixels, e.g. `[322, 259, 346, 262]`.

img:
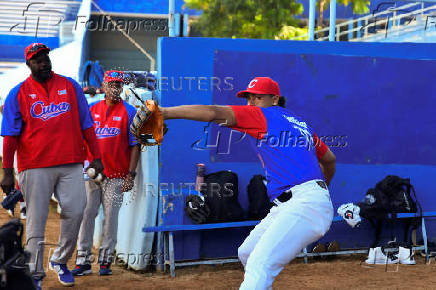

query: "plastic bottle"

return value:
[195, 163, 206, 192]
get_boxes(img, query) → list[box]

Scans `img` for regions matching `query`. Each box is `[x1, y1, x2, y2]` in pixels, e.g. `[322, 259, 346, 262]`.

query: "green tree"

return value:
[318, 0, 370, 28]
[185, 0, 371, 40]
[184, 0, 304, 39]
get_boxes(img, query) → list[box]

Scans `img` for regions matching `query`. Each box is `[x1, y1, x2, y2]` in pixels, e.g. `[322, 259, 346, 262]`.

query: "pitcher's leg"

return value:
[240, 198, 332, 290]
[51, 164, 87, 264]
[238, 206, 279, 268]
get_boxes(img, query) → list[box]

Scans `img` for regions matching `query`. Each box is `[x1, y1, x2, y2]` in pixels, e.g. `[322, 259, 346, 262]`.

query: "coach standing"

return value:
[0, 43, 103, 289]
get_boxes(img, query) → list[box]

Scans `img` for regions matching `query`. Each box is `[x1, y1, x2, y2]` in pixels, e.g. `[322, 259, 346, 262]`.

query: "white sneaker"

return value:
[57, 204, 61, 214]
[399, 246, 416, 265]
[7, 209, 14, 217]
[20, 207, 26, 220]
[365, 247, 399, 264]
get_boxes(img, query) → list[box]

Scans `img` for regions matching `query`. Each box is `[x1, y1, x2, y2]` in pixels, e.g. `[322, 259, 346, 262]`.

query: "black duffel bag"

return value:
[200, 170, 245, 223]
[0, 219, 35, 290]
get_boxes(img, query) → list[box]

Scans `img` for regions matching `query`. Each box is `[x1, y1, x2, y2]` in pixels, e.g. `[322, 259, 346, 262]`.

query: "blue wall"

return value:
[158, 37, 436, 260]
[0, 36, 59, 62]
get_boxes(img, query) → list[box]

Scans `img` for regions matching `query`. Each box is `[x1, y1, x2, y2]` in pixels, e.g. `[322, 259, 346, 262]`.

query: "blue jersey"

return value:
[230, 105, 327, 200]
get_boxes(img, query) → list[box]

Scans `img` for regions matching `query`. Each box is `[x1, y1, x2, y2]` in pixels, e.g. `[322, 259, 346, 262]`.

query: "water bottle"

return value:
[195, 163, 206, 192]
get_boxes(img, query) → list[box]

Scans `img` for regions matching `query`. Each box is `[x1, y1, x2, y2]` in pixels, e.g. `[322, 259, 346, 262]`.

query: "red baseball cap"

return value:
[236, 77, 280, 98]
[103, 70, 124, 83]
[25, 43, 50, 61]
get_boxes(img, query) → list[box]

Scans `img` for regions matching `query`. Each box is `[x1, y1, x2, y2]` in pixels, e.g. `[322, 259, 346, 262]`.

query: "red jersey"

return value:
[88, 99, 137, 178]
[1, 73, 94, 172]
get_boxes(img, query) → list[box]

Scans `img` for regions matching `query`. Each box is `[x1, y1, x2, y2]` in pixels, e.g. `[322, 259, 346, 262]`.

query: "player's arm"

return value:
[128, 145, 141, 173]
[69, 78, 104, 172]
[122, 105, 142, 192]
[161, 105, 266, 139]
[1, 84, 24, 193]
[313, 134, 336, 185]
[162, 105, 236, 126]
[318, 149, 336, 186]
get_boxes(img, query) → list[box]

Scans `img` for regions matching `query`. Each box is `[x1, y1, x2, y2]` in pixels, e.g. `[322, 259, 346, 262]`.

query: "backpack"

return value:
[358, 176, 420, 219]
[358, 188, 389, 220]
[375, 175, 418, 213]
[200, 170, 245, 223]
[357, 176, 421, 248]
[246, 175, 273, 220]
[0, 219, 35, 290]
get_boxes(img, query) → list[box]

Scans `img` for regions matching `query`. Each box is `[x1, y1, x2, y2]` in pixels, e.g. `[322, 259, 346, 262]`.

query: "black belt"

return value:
[275, 180, 328, 203]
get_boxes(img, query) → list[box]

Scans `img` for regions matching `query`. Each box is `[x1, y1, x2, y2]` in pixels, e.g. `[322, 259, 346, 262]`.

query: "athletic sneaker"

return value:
[399, 246, 416, 265]
[312, 242, 326, 253]
[365, 247, 399, 264]
[49, 261, 75, 286]
[327, 241, 340, 252]
[99, 263, 112, 276]
[7, 208, 14, 217]
[20, 207, 26, 220]
[33, 277, 42, 290]
[71, 264, 92, 276]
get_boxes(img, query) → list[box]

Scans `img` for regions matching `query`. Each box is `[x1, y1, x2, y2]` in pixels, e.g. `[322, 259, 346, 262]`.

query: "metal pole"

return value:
[308, 0, 316, 40]
[329, 0, 337, 41]
[175, 13, 180, 36]
[168, 0, 175, 37]
[183, 14, 189, 36]
[348, 18, 353, 40]
[357, 19, 362, 38]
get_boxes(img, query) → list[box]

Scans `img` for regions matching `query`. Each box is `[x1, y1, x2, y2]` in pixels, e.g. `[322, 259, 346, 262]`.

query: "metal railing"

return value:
[289, 2, 436, 42]
[352, 3, 436, 41]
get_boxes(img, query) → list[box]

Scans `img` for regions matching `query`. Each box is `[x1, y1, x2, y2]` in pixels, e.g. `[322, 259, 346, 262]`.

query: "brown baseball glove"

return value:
[130, 100, 167, 146]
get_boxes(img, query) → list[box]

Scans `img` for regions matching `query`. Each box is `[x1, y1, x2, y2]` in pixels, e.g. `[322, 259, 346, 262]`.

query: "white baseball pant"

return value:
[238, 179, 333, 290]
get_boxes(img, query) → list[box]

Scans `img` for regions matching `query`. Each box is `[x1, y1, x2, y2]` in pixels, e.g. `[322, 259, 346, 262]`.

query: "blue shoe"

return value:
[71, 264, 92, 276]
[99, 263, 112, 276]
[33, 277, 42, 290]
[49, 261, 74, 286]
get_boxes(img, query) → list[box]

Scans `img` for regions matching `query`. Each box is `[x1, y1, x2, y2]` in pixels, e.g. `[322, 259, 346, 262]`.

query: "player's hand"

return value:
[88, 158, 104, 175]
[121, 173, 135, 192]
[1, 168, 15, 195]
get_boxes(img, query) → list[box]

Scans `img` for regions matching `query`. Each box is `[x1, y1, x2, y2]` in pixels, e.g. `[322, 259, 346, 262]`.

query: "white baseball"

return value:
[87, 168, 96, 179]
[95, 173, 104, 183]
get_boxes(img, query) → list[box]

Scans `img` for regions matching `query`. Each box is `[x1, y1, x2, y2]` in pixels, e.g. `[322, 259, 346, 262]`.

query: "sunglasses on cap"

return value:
[106, 71, 124, 78]
[28, 43, 49, 53]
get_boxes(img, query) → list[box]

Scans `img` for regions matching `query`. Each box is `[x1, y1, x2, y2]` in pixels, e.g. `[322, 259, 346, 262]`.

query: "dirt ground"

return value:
[2, 202, 436, 290]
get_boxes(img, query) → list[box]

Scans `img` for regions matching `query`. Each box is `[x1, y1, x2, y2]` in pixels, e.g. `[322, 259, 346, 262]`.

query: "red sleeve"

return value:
[229, 106, 267, 139]
[83, 127, 101, 160]
[313, 133, 328, 159]
[3, 136, 18, 168]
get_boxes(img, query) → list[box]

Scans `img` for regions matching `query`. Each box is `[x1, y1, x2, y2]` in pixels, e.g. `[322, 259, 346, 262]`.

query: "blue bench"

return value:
[143, 213, 433, 277]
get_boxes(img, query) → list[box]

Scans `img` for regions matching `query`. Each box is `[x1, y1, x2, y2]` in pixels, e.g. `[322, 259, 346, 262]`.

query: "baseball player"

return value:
[158, 77, 336, 289]
[72, 70, 140, 276]
[0, 43, 103, 289]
